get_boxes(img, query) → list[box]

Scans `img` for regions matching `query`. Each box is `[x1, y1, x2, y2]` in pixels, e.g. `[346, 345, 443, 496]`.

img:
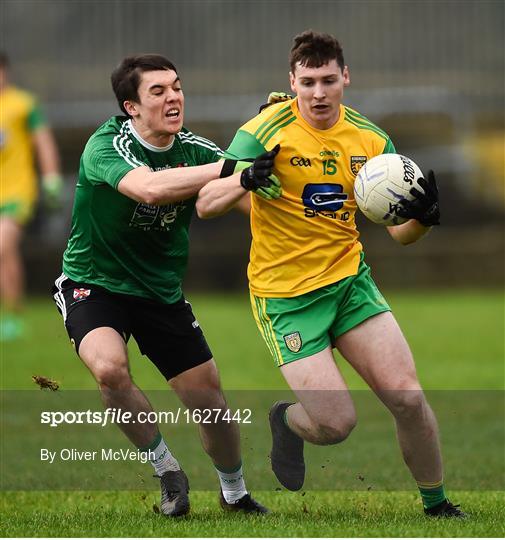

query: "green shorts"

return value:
[0, 200, 34, 225]
[250, 254, 391, 366]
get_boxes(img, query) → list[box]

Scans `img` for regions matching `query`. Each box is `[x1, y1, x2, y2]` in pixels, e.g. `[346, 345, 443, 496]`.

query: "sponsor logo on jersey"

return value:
[131, 203, 159, 227]
[130, 202, 186, 231]
[350, 156, 367, 175]
[320, 150, 340, 157]
[302, 183, 348, 213]
[283, 332, 302, 353]
[290, 156, 311, 167]
[73, 288, 91, 301]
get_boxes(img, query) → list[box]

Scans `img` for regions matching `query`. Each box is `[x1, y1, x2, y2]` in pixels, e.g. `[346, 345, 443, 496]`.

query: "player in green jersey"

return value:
[197, 31, 464, 518]
[52, 54, 279, 517]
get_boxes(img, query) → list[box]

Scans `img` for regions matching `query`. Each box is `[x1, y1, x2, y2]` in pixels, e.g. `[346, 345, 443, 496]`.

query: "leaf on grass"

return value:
[152, 503, 160, 514]
[32, 375, 59, 391]
[357, 475, 365, 482]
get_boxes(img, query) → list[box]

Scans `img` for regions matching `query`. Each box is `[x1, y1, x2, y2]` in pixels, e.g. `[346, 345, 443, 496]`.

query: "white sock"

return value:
[146, 435, 180, 476]
[216, 464, 247, 503]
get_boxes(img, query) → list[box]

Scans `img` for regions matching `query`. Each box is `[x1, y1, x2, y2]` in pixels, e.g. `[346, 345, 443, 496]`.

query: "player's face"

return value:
[290, 60, 350, 130]
[124, 69, 184, 146]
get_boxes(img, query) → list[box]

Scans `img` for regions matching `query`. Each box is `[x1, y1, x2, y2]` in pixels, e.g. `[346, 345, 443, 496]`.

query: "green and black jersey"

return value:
[62, 116, 223, 304]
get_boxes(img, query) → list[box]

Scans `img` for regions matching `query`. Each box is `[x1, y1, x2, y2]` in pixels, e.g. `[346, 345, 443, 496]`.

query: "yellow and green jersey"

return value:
[226, 98, 395, 298]
[0, 85, 46, 206]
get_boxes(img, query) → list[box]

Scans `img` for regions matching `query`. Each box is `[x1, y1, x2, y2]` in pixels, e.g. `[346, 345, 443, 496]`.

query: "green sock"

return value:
[418, 482, 446, 509]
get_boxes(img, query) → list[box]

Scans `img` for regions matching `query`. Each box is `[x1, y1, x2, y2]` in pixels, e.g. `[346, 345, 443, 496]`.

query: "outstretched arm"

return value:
[118, 161, 224, 205]
[196, 173, 248, 218]
[197, 145, 281, 218]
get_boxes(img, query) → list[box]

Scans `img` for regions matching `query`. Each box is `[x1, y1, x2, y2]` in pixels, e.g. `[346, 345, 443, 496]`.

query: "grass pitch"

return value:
[1, 491, 504, 537]
[1, 290, 504, 537]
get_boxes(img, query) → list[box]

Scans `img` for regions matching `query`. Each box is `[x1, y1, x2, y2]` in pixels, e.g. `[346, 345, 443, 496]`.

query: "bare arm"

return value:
[197, 144, 282, 218]
[234, 193, 252, 215]
[118, 161, 223, 205]
[196, 173, 248, 218]
[387, 219, 431, 245]
[32, 126, 61, 176]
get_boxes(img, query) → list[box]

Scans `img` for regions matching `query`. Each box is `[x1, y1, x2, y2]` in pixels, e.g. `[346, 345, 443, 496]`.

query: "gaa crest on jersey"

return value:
[283, 332, 302, 353]
[350, 156, 367, 176]
[73, 288, 91, 301]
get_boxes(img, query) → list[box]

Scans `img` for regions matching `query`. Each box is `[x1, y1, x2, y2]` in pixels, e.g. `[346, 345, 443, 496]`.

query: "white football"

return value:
[354, 153, 423, 226]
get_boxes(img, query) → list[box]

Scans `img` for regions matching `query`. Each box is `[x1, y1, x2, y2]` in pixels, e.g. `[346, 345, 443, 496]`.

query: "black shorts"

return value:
[52, 275, 213, 380]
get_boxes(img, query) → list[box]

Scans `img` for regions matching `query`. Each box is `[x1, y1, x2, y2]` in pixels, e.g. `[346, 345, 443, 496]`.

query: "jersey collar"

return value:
[294, 100, 345, 134]
[127, 120, 175, 152]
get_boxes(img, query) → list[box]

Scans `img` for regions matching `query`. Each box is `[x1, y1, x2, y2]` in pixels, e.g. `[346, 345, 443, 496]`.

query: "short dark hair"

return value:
[0, 52, 10, 69]
[111, 54, 177, 116]
[289, 30, 345, 73]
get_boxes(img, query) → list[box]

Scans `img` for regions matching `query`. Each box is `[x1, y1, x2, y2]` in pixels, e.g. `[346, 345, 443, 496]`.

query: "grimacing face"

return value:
[290, 59, 350, 130]
[123, 69, 184, 146]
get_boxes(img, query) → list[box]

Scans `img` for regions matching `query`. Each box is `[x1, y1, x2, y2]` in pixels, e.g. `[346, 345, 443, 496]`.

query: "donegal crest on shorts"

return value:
[350, 156, 367, 176]
[283, 332, 302, 353]
[73, 288, 91, 301]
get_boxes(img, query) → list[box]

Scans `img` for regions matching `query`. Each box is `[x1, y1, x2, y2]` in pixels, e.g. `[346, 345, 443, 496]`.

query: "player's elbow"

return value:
[142, 186, 165, 206]
[196, 197, 219, 219]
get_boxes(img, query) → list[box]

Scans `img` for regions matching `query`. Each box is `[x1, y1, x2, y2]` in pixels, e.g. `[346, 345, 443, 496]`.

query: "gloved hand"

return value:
[42, 173, 64, 210]
[259, 92, 293, 113]
[220, 145, 281, 199]
[397, 170, 440, 226]
[240, 144, 281, 199]
[251, 173, 282, 200]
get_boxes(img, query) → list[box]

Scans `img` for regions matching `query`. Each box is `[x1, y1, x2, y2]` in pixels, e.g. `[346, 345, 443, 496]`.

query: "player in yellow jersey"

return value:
[0, 52, 63, 340]
[197, 31, 465, 518]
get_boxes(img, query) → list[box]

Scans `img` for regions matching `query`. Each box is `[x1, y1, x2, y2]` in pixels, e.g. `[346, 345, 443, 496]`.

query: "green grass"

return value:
[1, 491, 504, 537]
[1, 290, 504, 536]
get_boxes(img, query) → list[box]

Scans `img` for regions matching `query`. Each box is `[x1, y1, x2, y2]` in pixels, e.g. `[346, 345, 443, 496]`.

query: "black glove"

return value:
[397, 170, 440, 226]
[239, 144, 280, 191]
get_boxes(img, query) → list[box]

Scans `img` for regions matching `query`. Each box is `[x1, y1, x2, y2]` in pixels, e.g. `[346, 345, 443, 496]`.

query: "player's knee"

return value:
[94, 362, 131, 390]
[388, 390, 426, 420]
[315, 414, 357, 445]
